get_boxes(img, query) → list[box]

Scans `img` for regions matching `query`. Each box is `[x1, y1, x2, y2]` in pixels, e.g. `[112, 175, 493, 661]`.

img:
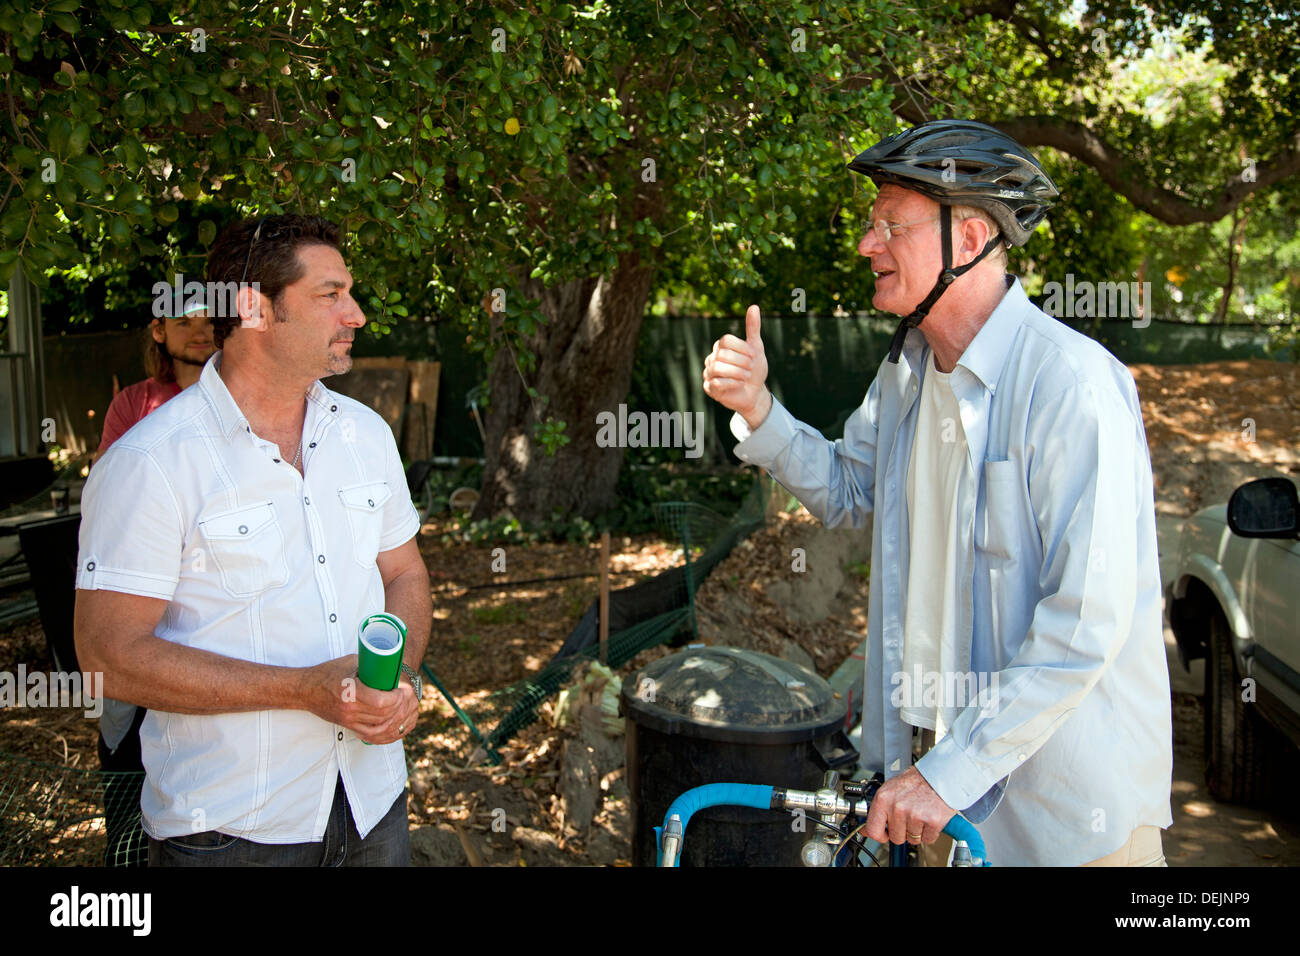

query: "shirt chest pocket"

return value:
[338, 481, 392, 568]
[976, 459, 1022, 564]
[198, 501, 289, 598]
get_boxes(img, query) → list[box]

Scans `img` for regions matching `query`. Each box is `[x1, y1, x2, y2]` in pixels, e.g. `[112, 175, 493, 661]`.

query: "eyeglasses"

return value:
[239, 216, 268, 287]
[864, 216, 939, 242]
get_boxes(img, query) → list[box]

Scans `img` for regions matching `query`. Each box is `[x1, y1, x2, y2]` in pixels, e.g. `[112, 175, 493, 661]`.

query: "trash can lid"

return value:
[620, 646, 844, 742]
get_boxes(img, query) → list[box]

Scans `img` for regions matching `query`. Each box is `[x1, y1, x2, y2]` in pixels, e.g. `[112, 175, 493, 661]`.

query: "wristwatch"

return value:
[400, 663, 423, 703]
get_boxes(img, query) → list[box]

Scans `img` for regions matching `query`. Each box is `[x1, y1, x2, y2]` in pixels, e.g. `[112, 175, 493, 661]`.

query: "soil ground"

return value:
[1, 359, 1298, 866]
[1131, 359, 1300, 518]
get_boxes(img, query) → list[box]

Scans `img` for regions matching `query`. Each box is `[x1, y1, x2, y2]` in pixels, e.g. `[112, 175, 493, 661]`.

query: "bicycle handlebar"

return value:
[657, 781, 991, 866]
[940, 813, 988, 864]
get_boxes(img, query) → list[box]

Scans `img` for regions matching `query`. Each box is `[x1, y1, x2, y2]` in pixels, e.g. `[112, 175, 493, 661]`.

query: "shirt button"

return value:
[86, 561, 95, 571]
[318, 555, 326, 564]
[238, 525, 248, 535]
[337, 731, 344, 741]
[330, 405, 337, 413]
[1018, 753, 1027, 762]
[329, 613, 337, 623]
[304, 496, 311, 505]
[309, 442, 317, 448]
[273, 458, 280, 464]
[367, 499, 374, 508]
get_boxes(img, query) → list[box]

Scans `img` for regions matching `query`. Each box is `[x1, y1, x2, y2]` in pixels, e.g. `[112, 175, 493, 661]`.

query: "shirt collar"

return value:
[199, 352, 248, 440]
[955, 274, 1028, 394]
[899, 327, 927, 382]
[896, 274, 1028, 395]
[200, 351, 336, 441]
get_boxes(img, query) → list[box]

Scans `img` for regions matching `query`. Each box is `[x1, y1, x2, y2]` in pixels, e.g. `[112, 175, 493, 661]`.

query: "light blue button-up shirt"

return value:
[730, 277, 1172, 865]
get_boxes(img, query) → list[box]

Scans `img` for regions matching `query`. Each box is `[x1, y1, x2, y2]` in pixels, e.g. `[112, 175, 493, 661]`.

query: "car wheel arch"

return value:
[1168, 563, 1253, 673]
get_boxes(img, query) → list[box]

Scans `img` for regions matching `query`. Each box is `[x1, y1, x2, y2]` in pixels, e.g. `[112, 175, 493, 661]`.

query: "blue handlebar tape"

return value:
[656, 783, 776, 867]
[942, 813, 991, 866]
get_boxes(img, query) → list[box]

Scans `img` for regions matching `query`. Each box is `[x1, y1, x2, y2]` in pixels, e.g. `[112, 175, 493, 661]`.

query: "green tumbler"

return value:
[357, 612, 407, 692]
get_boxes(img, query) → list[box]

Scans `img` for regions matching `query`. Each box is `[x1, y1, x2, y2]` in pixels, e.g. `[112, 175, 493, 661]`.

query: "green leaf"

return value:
[20, 12, 42, 41]
[1, 210, 27, 241]
[55, 176, 76, 207]
[67, 122, 90, 156]
[68, 163, 104, 192]
[121, 91, 145, 120]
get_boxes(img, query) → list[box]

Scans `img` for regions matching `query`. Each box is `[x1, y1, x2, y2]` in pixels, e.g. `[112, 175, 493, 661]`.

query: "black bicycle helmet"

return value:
[847, 119, 1060, 362]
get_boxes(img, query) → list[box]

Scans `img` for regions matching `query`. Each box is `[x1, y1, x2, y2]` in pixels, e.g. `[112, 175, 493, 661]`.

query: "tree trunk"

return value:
[472, 249, 658, 523]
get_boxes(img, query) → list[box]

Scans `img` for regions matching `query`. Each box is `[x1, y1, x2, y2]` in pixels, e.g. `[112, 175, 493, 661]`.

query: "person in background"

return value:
[97, 300, 215, 454]
[93, 298, 214, 867]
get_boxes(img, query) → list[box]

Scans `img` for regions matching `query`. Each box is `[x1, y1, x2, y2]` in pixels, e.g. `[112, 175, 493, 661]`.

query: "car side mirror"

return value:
[1227, 477, 1300, 539]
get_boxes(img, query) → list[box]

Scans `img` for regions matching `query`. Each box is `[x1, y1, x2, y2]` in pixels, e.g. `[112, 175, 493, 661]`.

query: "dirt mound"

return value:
[1132, 359, 1300, 517]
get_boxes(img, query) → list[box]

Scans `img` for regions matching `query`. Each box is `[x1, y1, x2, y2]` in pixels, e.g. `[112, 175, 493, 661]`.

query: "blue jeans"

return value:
[148, 776, 409, 867]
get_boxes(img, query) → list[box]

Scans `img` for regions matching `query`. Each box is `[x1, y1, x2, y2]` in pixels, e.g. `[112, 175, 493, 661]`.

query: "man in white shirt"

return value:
[702, 121, 1172, 866]
[75, 214, 432, 866]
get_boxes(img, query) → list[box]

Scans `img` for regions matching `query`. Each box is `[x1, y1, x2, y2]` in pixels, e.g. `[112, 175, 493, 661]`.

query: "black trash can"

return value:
[17, 514, 82, 673]
[622, 645, 857, 867]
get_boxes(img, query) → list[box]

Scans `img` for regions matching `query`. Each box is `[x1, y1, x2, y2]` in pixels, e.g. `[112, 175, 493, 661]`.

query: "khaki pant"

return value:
[910, 728, 1166, 867]
[1080, 826, 1167, 867]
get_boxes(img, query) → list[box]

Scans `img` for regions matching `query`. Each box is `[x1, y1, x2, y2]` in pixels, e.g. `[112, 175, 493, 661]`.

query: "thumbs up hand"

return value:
[703, 304, 773, 430]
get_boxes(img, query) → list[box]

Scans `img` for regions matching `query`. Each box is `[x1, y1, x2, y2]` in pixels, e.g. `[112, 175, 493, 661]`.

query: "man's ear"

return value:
[237, 284, 268, 332]
[956, 214, 992, 267]
[150, 319, 166, 344]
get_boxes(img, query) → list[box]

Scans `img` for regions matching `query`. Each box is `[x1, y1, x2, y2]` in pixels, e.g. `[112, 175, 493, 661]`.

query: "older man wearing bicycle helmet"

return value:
[703, 120, 1172, 866]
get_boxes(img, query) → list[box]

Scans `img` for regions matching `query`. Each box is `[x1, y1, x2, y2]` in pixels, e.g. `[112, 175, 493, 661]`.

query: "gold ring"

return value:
[907, 832, 922, 841]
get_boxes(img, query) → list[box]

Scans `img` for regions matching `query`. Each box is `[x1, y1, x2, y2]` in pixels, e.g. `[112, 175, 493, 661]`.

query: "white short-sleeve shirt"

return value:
[77, 351, 421, 843]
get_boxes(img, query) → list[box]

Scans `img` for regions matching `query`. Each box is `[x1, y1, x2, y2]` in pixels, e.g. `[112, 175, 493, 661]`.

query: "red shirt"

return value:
[98, 378, 183, 453]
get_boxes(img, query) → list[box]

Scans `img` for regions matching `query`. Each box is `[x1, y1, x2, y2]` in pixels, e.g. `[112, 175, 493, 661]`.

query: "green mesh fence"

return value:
[0, 752, 147, 866]
[445, 475, 770, 763]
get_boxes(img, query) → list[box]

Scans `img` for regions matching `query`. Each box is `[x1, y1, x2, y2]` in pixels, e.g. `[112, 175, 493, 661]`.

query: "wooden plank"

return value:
[403, 360, 441, 462]
[329, 358, 410, 441]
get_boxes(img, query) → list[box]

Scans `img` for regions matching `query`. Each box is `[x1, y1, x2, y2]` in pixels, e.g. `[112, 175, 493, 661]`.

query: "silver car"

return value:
[1165, 477, 1300, 804]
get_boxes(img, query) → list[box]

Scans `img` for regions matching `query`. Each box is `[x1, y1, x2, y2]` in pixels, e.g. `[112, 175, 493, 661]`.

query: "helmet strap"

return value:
[885, 206, 1004, 363]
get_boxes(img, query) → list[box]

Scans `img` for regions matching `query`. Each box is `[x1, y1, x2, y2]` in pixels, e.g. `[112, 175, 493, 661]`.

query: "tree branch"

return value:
[993, 115, 1298, 225]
